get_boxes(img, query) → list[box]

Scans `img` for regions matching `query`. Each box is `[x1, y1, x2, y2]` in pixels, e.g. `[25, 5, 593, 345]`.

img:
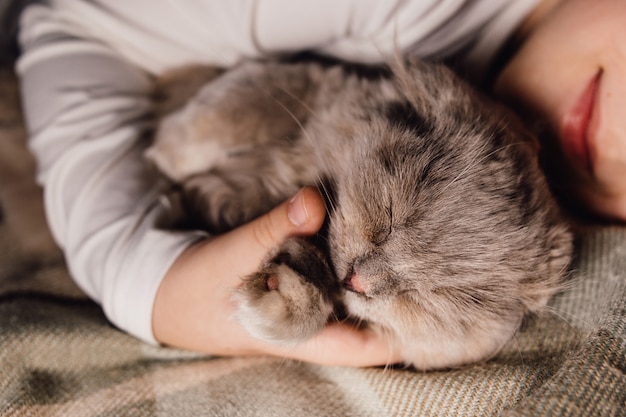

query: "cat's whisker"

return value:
[540, 304, 594, 329]
[328, 308, 343, 325]
[519, 279, 592, 329]
[347, 316, 364, 331]
[381, 328, 398, 372]
[275, 83, 322, 123]
[241, 70, 317, 151]
[247, 68, 345, 184]
[316, 179, 338, 215]
[273, 355, 295, 372]
[258, 88, 310, 146]
[437, 140, 528, 196]
[508, 331, 526, 367]
[246, 77, 341, 214]
[275, 86, 341, 186]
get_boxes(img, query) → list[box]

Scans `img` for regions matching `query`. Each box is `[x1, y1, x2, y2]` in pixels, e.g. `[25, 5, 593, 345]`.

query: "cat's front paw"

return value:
[234, 238, 335, 344]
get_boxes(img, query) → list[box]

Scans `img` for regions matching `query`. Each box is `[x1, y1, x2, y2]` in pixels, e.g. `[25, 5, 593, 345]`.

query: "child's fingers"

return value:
[270, 323, 402, 367]
[248, 186, 326, 247]
[217, 186, 326, 286]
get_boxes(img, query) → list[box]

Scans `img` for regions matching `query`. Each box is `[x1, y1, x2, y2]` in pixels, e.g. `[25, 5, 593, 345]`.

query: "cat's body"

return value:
[147, 58, 573, 370]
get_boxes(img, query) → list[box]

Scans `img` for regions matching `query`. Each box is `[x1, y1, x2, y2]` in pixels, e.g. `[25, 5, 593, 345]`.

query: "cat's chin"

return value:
[367, 313, 523, 371]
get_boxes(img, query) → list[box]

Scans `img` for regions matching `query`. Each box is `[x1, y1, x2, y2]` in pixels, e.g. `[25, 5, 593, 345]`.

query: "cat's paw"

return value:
[145, 105, 232, 182]
[234, 238, 335, 344]
[147, 62, 269, 182]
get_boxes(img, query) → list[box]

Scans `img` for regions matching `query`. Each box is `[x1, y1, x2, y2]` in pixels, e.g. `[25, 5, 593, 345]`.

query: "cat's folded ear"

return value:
[389, 57, 541, 152]
[389, 57, 476, 120]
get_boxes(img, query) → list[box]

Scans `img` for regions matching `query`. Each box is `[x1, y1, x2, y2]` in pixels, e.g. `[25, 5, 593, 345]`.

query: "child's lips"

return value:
[560, 70, 603, 173]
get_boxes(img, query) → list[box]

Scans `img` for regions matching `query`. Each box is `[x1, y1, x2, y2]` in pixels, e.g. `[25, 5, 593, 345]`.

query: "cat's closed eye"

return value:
[367, 208, 393, 246]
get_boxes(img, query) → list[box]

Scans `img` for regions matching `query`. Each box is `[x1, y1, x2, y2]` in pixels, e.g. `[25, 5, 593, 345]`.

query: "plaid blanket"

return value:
[1, 65, 625, 417]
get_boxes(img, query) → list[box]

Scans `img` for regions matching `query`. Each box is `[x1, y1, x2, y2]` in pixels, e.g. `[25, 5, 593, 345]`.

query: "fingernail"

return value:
[288, 189, 309, 227]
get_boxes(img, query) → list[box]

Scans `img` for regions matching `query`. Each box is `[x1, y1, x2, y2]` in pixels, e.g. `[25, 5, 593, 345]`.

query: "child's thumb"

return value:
[246, 187, 326, 252]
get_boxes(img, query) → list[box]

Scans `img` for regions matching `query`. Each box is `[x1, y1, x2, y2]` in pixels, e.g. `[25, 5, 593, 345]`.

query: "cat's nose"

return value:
[343, 270, 366, 295]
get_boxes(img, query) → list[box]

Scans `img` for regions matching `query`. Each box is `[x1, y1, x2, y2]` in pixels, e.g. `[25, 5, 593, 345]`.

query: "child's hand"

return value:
[152, 187, 400, 367]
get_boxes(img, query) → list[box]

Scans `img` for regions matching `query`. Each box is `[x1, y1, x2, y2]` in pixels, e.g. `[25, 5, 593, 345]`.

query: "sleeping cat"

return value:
[146, 58, 573, 370]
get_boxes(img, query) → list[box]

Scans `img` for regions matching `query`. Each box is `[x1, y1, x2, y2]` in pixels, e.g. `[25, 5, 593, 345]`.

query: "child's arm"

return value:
[17, 4, 399, 366]
[17, 4, 205, 343]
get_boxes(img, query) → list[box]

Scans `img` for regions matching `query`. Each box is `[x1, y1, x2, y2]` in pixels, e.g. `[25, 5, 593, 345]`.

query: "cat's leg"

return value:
[146, 61, 320, 182]
[177, 142, 318, 232]
[179, 167, 299, 233]
[234, 237, 337, 344]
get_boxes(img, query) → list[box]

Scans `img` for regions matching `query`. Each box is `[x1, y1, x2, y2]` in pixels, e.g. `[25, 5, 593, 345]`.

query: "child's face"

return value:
[494, 0, 626, 221]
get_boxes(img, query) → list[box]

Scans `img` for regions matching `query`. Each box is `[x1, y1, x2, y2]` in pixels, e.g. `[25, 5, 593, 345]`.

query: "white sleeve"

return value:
[44, 0, 463, 73]
[17, 5, 206, 344]
[43, 0, 536, 82]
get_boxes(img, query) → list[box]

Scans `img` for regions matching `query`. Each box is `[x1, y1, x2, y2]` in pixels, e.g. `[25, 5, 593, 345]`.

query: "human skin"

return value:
[152, 187, 401, 366]
[494, 0, 626, 221]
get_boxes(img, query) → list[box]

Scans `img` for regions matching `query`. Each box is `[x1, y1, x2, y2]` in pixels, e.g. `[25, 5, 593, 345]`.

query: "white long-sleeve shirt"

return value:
[17, 0, 538, 344]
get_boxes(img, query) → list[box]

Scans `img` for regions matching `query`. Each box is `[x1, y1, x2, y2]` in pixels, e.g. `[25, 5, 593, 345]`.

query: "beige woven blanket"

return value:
[1, 64, 624, 417]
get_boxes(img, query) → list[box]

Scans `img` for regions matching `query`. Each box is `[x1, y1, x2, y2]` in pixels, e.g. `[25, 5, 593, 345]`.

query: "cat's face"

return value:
[326, 76, 572, 369]
[152, 59, 573, 369]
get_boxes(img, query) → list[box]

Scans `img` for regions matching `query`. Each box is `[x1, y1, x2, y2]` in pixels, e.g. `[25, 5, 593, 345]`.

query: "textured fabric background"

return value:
[1, 63, 624, 417]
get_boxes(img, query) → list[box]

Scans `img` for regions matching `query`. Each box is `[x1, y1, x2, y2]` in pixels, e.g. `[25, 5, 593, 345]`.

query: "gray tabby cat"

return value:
[146, 58, 573, 370]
